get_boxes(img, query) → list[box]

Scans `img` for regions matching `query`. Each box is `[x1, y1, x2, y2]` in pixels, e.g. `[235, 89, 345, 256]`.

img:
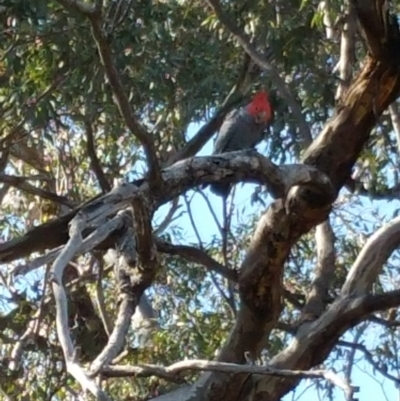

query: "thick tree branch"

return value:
[50, 215, 111, 401]
[90, 204, 157, 377]
[205, 0, 312, 146]
[0, 151, 332, 264]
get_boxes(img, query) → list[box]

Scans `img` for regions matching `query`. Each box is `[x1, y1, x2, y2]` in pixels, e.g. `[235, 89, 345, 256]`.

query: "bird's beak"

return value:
[255, 110, 270, 124]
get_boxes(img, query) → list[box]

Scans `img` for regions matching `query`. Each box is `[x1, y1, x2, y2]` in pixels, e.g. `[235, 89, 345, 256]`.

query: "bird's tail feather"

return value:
[209, 183, 231, 198]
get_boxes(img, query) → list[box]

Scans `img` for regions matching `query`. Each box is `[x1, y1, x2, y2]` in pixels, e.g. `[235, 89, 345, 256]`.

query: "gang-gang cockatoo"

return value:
[210, 90, 273, 197]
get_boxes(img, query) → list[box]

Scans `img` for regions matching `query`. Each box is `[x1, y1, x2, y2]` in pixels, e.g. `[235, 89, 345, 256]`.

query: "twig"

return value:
[209, 271, 237, 316]
[343, 323, 366, 395]
[205, 0, 312, 146]
[196, 189, 224, 236]
[154, 197, 180, 235]
[184, 193, 204, 250]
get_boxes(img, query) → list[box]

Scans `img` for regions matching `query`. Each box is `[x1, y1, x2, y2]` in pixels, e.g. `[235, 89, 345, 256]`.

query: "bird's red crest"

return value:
[246, 90, 272, 123]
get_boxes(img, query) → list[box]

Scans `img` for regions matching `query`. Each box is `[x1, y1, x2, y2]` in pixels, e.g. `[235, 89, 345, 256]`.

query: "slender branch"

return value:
[367, 314, 400, 328]
[95, 258, 113, 336]
[389, 100, 400, 155]
[0, 174, 75, 207]
[57, 0, 160, 181]
[338, 340, 400, 385]
[85, 119, 111, 193]
[335, 1, 356, 101]
[55, 0, 97, 15]
[303, 219, 336, 319]
[205, 0, 312, 146]
[166, 90, 244, 166]
[343, 324, 366, 388]
[90, 294, 135, 376]
[156, 240, 238, 282]
[103, 359, 357, 399]
[88, 16, 161, 183]
[166, 52, 255, 166]
[154, 197, 180, 235]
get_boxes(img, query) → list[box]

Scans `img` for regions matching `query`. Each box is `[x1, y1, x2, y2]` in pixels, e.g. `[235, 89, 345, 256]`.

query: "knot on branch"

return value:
[281, 165, 335, 220]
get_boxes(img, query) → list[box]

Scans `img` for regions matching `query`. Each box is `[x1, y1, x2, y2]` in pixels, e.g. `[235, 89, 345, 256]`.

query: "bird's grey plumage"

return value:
[210, 108, 267, 197]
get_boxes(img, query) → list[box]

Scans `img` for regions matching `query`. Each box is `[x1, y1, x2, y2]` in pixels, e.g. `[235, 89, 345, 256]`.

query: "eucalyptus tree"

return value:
[1, 1, 400, 401]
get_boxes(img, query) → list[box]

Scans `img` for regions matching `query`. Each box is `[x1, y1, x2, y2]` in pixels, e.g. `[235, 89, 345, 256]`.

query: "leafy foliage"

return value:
[1, 0, 400, 400]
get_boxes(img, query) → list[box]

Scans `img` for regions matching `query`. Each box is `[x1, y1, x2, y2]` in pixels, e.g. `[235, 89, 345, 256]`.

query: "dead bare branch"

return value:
[50, 214, 111, 401]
